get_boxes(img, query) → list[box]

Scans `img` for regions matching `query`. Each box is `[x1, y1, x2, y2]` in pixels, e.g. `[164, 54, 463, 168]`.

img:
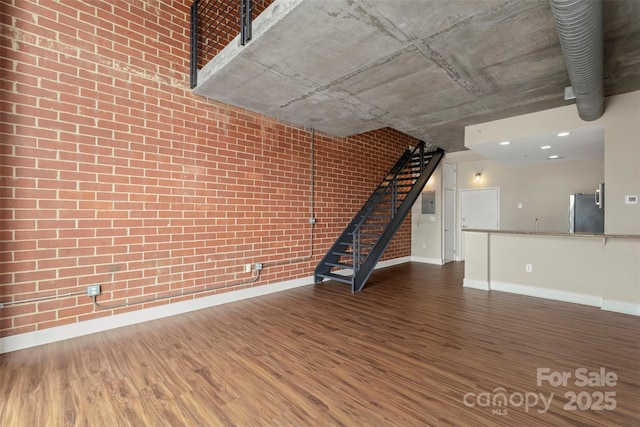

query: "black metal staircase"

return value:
[314, 142, 445, 292]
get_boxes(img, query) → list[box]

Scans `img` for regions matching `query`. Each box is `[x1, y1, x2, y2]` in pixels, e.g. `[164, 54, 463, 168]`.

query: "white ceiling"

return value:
[466, 125, 604, 167]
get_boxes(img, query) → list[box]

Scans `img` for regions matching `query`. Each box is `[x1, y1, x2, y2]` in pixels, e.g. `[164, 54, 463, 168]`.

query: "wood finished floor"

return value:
[1, 262, 639, 426]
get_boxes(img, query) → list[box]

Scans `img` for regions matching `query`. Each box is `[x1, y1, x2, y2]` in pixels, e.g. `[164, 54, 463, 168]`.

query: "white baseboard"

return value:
[463, 279, 640, 317]
[1, 256, 413, 354]
[601, 299, 640, 316]
[0, 275, 313, 354]
[378, 256, 412, 268]
[463, 279, 490, 290]
[410, 256, 444, 265]
[490, 281, 603, 307]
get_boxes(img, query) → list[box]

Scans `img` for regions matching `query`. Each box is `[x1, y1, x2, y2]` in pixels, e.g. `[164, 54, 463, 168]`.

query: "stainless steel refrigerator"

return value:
[569, 187, 604, 234]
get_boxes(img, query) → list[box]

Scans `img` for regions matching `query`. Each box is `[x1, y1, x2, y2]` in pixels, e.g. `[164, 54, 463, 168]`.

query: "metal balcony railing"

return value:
[190, 0, 273, 88]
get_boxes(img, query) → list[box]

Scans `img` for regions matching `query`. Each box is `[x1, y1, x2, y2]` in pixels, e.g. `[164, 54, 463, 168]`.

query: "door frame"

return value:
[442, 161, 456, 264]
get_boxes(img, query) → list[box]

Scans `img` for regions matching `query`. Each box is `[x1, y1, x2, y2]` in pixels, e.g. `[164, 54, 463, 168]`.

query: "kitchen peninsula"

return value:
[459, 92, 640, 317]
[463, 229, 640, 316]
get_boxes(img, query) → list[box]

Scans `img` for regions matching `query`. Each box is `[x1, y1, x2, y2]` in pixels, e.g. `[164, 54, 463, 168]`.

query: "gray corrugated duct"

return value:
[550, 0, 604, 121]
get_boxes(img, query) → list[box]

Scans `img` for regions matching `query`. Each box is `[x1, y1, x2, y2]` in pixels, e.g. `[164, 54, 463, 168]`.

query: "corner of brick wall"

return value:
[0, 0, 419, 337]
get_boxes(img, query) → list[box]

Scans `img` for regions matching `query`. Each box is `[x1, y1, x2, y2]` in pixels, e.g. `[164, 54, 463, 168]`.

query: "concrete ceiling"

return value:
[194, 0, 640, 154]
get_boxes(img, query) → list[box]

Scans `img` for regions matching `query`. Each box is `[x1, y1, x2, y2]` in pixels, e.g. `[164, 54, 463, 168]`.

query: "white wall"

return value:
[413, 154, 604, 263]
[463, 231, 488, 289]
[456, 157, 604, 232]
[411, 163, 443, 263]
[489, 234, 605, 298]
[465, 91, 640, 235]
[601, 92, 640, 234]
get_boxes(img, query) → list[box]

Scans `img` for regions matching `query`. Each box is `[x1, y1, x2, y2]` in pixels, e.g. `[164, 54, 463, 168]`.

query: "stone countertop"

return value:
[462, 229, 640, 240]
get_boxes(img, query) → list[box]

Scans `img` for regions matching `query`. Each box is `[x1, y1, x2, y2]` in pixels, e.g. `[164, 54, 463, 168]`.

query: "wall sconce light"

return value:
[475, 173, 482, 183]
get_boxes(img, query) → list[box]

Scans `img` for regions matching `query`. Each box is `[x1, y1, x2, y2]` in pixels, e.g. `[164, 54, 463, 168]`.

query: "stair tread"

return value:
[325, 261, 353, 269]
[345, 242, 375, 247]
[333, 251, 365, 258]
[317, 272, 352, 285]
[348, 232, 380, 238]
[333, 251, 353, 256]
[339, 240, 376, 247]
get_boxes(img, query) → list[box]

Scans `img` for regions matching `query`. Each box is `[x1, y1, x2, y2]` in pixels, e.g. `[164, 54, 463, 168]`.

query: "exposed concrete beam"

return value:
[193, 0, 640, 152]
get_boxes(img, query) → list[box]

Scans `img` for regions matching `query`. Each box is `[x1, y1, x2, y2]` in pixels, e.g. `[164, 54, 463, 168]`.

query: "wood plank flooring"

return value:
[1, 262, 639, 426]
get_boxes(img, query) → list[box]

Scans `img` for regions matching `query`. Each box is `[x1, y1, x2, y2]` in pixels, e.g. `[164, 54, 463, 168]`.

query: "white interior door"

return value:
[459, 188, 499, 261]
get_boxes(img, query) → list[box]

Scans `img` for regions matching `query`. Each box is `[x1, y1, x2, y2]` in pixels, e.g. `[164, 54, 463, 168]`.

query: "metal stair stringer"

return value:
[352, 146, 445, 292]
[312, 149, 415, 286]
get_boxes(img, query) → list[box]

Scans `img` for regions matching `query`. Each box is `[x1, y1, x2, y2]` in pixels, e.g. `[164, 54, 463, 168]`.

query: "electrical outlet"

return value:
[244, 264, 251, 273]
[525, 264, 533, 272]
[87, 285, 101, 296]
[254, 263, 263, 271]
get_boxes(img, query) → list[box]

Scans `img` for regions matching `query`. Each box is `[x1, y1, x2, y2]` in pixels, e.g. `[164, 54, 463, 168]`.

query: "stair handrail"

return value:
[350, 142, 427, 272]
[351, 141, 426, 233]
[355, 141, 425, 229]
[353, 146, 444, 291]
[312, 147, 416, 283]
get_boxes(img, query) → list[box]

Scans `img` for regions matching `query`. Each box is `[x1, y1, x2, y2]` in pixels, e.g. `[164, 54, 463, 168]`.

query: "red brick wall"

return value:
[0, 0, 417, 338]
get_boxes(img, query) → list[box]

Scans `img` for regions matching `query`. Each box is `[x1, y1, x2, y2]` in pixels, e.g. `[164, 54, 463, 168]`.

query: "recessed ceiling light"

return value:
[499, 141, 510, 145]
[548, 155, 560, 159]
[541, 145, 551, 150]
[557, 131, 570, 137]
